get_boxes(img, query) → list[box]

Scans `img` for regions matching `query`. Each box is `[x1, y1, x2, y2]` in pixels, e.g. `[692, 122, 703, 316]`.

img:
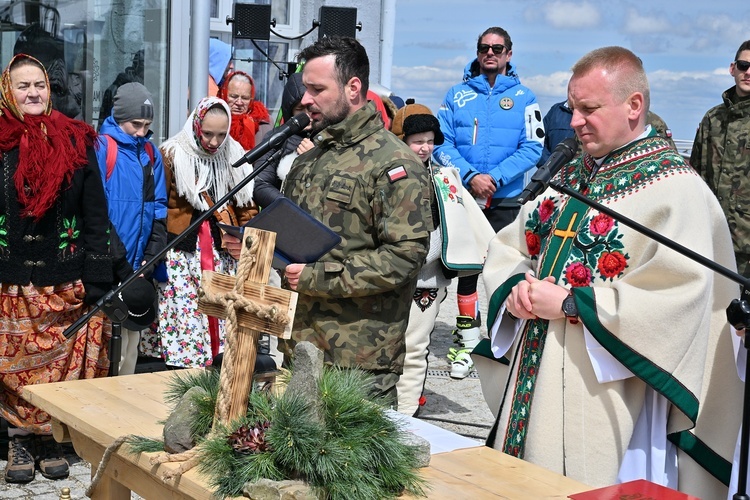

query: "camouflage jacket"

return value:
[691, 87, 750, 274]
[281, 102, 433, 373]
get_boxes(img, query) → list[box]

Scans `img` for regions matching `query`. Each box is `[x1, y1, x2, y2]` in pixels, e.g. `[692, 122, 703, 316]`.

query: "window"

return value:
[0, 0, 170, 143]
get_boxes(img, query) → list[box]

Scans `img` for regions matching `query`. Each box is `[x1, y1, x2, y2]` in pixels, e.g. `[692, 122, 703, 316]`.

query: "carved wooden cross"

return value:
[197, 227, 297, 425]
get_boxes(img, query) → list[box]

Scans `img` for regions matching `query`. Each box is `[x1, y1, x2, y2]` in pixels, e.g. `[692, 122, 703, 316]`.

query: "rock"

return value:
[242, 478, 318, 499]
[399, 432, 431, 468]
[163, 385, 207, 453]
[285, 341, 324, 406]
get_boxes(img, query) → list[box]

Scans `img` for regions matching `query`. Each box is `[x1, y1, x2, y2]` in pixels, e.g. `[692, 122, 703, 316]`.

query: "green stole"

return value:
[502, 196, 589, 458]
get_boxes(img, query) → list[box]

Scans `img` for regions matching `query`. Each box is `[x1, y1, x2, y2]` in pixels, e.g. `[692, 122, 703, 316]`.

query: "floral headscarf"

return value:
[160, 96, 254, 211]
[0, 54, 95, 220]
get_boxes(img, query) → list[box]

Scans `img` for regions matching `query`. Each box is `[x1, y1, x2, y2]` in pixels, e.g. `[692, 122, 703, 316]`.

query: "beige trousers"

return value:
[396, 287, 447, 416]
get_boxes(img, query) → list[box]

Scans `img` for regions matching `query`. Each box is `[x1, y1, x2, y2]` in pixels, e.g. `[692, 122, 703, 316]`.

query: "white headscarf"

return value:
[161, 96, 254, 211]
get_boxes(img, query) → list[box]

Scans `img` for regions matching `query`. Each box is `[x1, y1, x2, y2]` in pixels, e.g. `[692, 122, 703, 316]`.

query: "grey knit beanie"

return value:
[112, 82, 154, 123]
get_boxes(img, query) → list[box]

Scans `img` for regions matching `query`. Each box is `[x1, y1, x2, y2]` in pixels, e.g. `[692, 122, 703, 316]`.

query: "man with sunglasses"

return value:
[691, 40, 750, 277]
[434, 26, 544, 379]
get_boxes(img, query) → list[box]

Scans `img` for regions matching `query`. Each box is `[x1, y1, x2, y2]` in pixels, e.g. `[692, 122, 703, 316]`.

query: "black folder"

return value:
[218, 197, 341, 269]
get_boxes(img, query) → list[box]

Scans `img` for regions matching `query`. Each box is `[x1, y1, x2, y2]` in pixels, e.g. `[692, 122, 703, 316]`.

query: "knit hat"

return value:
[391, 103, 444, 145]
[101, 277, 158, 330]
[281, 72, 306, 122]
[112, 82, 154, 123]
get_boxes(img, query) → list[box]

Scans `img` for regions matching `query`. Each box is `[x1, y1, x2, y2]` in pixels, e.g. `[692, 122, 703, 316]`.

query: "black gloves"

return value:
[83, 281, 111, 305]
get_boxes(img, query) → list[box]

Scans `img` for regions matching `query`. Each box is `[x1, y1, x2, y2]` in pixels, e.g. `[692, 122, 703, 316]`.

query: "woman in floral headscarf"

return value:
[0, 54, 112, 483]
[140, 97, 257, 368]
[217, 70, 270, 150]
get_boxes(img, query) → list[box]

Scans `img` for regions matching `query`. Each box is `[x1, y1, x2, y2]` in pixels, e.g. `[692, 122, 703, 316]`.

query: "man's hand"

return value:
[285, 263, 306, 290]
[222, 233, 242, 260]
[506, 271, 569, 320]
[469, 173, 497, 199]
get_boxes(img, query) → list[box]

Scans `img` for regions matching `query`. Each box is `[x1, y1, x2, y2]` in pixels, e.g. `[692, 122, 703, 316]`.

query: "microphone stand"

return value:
[63, 147, 287, 377]
[548, 180, 750, 499]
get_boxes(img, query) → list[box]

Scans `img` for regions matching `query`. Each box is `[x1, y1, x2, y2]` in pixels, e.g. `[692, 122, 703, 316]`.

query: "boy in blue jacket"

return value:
[96, 82, 168, 375]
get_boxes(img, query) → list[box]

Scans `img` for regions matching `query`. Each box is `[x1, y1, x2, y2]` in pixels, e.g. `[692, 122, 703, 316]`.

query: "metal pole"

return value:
[379, 0, 397, 89]
[189, 0, 210, 110]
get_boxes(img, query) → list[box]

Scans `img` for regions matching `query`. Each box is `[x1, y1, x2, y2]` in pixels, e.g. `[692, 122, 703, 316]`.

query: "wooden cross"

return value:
[197, 227, 297, 425]
[550, 213, 579, 271]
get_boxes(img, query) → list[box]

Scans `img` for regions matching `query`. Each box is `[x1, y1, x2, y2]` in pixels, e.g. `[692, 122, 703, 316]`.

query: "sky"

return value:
[390, 0, 750, 144]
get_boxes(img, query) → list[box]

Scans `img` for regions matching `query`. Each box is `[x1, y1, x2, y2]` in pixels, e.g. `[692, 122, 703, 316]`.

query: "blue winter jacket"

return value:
[96, 115, 168, 270]
[538, 100, 575, 166]
[434, 60, 543, 203]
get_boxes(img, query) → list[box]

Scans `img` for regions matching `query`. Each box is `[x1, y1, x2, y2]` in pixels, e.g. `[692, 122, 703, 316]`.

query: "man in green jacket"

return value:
[281, 37, 434, 403]
[691, 39, 750, 275]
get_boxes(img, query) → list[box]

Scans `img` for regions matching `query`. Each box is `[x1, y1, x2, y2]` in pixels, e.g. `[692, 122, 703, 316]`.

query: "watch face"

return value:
[562, 295, 577, 316]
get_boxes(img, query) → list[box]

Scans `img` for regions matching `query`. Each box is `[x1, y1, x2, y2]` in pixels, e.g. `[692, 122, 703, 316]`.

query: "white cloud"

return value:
[542, 1, 602, 29]
[623, 8, 670, 35]
[521, 71, 572, 100]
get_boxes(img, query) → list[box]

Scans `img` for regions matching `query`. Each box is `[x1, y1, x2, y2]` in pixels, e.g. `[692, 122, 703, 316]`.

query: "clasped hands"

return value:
[505, 271, 570, 321]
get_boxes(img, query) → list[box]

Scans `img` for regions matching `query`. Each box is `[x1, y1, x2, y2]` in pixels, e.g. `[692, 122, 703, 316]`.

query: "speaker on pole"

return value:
[232, 3, 272, 40]
[318, 7, 358, 40]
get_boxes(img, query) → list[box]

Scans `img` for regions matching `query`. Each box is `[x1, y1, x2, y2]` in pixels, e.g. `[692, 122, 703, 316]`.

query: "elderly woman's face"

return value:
[10, 64, 49, 116]
[226, 78, 253, 114]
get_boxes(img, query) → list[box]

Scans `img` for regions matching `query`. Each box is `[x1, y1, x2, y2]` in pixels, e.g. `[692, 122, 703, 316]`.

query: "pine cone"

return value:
[227, 421, 272, 454]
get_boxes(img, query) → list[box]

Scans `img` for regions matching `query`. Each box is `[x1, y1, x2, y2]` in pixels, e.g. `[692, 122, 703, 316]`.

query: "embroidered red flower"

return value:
[449, 185, 457, 194]
[565, 262, 592, 287]
[526, 230, 541, 256]
[598, 251, 627, 278]
[539, 199, 555, 222]
[589, 213, 614, 236]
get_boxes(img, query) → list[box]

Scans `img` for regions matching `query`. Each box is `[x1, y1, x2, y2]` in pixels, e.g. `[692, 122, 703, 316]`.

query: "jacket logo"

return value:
[327, 175, 355, 204]
[499, 97, 514, 110]
[515, 89, 525, 96]
[453, 89, 478, 108]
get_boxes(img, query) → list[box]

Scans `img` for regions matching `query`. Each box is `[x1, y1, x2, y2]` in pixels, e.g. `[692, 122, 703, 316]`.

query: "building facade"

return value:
[0, 0, 394, 144]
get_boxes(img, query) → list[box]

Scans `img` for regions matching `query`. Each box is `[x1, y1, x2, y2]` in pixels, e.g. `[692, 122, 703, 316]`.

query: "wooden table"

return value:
[22, 371, 591, 499]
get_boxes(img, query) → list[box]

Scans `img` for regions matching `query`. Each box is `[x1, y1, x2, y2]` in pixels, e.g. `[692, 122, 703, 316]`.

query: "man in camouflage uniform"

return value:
[281, 37, 434, 402]
[691, 39, 750, 276]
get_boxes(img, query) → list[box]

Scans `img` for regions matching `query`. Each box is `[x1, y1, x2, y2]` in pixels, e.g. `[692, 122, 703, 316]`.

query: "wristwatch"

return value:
[561, 291, 579, 324]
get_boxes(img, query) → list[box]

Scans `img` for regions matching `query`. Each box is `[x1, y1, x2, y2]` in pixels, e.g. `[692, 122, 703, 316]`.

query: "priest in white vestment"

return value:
[474, 46, 743, 499]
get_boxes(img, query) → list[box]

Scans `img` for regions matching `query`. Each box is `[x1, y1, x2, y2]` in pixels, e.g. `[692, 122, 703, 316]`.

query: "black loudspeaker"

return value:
[318, 6, 358, 40]
[233, 3, 272, 40]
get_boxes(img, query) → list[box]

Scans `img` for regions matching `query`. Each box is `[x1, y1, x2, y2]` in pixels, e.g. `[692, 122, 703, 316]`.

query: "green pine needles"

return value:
[131, 367, 427, 500]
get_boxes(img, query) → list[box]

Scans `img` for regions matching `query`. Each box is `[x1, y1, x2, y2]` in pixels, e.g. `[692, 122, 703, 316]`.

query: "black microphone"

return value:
[232, 112, 311, 168]
[516, 137, 579, 204]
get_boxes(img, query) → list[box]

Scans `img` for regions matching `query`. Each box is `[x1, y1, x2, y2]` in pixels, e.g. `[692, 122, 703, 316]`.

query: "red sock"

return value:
[457, 292, 479, 318]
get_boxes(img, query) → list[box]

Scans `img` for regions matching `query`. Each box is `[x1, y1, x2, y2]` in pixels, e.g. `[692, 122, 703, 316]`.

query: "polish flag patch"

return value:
[387, 165, 408, 183]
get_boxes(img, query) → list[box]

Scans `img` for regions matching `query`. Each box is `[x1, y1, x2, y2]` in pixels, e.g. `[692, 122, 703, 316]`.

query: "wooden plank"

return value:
[22, 372, 176, 445]
[421, 447, 589, 499]
[23, 371, 589, 500]
[198, 271, 296, 339]
[71, 427, 216, 500]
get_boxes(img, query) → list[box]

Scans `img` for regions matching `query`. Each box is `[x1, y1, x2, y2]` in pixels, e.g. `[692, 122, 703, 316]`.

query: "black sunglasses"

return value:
[736, 60, 750, 72]
[477, 43, 507, 55]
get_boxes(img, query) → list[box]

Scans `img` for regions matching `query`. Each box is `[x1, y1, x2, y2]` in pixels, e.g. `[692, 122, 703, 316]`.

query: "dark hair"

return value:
[477, 27, 512, 51]
[298, 36, 369, 97]
[735, 40, 750, 62]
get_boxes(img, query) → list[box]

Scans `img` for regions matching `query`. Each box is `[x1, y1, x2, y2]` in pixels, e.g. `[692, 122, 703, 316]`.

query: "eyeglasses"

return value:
[477, 43, 507, 55]
[735, 60, 750, 72]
